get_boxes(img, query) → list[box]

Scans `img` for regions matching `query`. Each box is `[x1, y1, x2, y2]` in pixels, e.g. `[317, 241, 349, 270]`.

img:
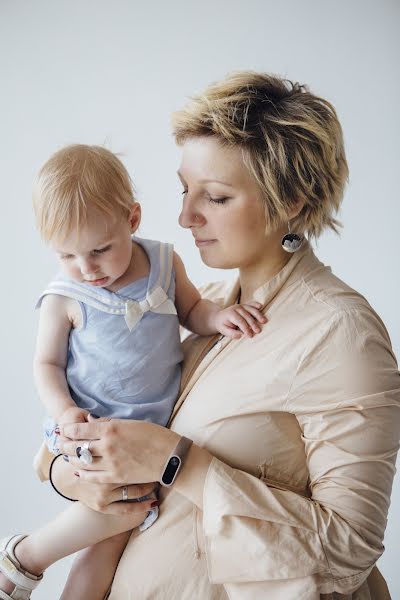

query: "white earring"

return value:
[281, 221, 303, 253]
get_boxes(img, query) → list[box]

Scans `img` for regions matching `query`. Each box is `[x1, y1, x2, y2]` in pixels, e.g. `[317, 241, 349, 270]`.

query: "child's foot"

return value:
[0, 535, 43, 599]
[0, 570, 15, 594]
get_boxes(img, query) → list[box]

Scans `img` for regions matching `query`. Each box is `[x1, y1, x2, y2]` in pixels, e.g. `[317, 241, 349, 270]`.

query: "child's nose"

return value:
[79, 258, 98, 275]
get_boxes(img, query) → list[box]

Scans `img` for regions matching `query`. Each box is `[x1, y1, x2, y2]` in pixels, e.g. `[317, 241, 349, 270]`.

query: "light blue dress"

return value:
[37, 237, 183, 529]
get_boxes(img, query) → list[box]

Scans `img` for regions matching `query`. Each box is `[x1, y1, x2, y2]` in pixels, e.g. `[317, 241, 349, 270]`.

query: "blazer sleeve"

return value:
[201, 308, 400, 594]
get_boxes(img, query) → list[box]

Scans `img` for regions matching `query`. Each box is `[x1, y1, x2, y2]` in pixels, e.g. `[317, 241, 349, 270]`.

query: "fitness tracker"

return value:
[160, 436, 193, 487]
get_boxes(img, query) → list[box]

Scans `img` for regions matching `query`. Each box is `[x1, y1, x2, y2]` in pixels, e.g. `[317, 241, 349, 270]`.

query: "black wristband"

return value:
[160, 436, 193, 487]
[49, 455, 78, 502]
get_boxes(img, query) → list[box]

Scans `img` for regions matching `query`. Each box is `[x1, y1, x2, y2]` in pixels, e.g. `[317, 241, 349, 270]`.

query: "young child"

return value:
[0, 145, 266, 599]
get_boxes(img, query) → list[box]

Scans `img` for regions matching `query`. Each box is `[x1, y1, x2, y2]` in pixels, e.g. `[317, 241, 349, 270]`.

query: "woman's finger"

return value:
[63, 455, 103, 469]
[60, 420, 109, 440]
[100, 497, 158, 517]
[59, 439, 101, 458]
[110, 482, 157, 503]
[73, 469, 114, 483]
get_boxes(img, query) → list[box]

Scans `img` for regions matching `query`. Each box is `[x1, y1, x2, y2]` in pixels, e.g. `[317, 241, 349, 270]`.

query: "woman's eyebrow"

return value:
[198, 178, 234, 188]
[177, 170, 234, 188]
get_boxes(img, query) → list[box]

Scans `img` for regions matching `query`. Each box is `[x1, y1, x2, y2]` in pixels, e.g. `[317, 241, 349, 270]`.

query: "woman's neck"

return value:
[238, 242, 293, 305]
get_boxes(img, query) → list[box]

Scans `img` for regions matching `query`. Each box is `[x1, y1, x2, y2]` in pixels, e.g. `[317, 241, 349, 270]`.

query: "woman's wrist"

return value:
[172, 443, 213, 508]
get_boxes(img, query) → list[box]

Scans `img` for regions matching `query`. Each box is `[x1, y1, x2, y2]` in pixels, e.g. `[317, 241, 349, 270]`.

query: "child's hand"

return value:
[58, 406, 90, 426]
[214, 301, 267, 339]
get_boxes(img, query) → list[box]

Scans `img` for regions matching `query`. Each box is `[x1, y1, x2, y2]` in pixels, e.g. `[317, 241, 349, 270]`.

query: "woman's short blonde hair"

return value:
[172, 71, 349, 239]
[33, 144, 136, 242]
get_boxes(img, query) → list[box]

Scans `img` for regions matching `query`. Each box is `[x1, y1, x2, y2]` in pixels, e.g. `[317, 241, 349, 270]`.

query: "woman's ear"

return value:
[129, 202, 141, 233]
[287, 199, 305, 220]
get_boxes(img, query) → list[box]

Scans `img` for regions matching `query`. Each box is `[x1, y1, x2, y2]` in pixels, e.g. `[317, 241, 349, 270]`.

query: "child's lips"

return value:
[85, 276, 108, 286]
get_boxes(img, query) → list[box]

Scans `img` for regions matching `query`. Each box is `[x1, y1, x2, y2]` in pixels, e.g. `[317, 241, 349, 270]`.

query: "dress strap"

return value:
[155, 241, 174, 293]
[36, 281, 126, 315]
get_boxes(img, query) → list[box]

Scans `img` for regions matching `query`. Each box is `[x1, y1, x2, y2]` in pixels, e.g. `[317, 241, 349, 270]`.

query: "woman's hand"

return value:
[52, 455, 158, 517]
[58, 418, 180, 485]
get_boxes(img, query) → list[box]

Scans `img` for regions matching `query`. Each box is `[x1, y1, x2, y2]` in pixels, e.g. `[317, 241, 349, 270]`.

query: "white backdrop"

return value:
[0, 1, 399, 598]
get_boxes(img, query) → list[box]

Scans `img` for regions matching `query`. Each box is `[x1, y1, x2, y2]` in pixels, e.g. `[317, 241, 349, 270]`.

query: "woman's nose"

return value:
[178, 197, 205, 229]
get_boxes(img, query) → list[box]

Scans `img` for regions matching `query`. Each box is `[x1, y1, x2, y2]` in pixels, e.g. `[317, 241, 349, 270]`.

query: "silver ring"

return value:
[76, 441, 93, 465]
[122, 486, 128, 501]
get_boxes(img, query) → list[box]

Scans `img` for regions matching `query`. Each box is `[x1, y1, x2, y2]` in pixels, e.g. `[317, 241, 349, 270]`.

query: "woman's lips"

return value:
[194, 239, 216, 247]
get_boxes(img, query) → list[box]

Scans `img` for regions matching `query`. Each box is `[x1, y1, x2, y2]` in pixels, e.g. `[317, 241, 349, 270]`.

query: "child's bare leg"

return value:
[60, 530, 131, 600]
[0, 502, 149, 595]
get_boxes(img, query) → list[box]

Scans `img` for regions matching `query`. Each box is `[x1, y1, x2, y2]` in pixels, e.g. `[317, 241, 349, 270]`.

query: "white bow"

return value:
[124, 286, 177, 331]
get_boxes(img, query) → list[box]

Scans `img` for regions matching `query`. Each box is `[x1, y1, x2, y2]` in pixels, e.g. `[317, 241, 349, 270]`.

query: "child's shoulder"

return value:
[39, 293, 81, 328]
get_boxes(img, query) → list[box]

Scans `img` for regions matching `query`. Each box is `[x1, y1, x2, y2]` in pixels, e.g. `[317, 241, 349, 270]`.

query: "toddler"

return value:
[0, 145, 265, 599]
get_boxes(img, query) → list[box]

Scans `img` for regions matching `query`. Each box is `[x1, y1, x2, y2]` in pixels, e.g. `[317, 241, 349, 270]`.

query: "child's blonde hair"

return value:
[33, 144, 136, 242]
[172, 71, 349, 239]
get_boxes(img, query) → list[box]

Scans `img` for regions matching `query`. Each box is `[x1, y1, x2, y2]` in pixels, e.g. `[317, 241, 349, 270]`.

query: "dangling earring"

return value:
[281, 221, 303, 253]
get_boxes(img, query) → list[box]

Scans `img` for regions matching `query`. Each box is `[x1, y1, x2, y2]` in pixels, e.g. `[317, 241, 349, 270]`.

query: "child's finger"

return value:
[220, 324, 243, 339]
[227, 312, 255, 337]
[234, 307, 262, 334]
[239, 304, 267, 323]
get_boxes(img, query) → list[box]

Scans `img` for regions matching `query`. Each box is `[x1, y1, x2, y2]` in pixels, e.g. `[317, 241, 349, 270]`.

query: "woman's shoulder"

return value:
[301, 261, 370, 314]
[287, 253, 396, 360]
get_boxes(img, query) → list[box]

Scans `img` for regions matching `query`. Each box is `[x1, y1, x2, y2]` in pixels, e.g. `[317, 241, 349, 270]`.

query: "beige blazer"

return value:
[108, 242, 398, 599]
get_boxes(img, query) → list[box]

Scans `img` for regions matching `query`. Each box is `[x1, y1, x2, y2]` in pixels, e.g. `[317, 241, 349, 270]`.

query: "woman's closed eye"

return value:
[208, 195, 229, 205]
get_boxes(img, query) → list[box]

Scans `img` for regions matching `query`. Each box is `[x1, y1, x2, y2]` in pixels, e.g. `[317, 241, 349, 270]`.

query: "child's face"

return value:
[51, 207, 139, 289]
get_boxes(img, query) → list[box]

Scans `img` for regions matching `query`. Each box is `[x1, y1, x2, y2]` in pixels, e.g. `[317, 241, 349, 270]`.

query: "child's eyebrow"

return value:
[56, 240, 113, 255]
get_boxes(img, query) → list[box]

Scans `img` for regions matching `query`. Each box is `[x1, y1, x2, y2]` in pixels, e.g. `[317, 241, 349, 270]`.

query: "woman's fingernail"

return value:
[63, 455, 69, 462]
[73, 471, 80, 477]
[150, 500, 160, 508]
[54, 427, 60, 435]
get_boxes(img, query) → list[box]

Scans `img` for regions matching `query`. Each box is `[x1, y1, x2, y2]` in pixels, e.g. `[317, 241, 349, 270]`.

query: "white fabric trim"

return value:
[163, 244, 174, 294]
[37, 239, 177, 331]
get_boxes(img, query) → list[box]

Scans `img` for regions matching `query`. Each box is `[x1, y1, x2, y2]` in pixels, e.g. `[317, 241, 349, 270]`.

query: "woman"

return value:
[55, 72, 398, 599]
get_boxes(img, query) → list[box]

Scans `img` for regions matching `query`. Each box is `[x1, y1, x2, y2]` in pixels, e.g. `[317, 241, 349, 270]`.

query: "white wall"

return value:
[0, 1, 399, 597]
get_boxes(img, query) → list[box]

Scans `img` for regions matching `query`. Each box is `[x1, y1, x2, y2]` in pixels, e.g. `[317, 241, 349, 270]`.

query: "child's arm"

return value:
[34, 294, 87, 423]
[173, 252, 266, 338]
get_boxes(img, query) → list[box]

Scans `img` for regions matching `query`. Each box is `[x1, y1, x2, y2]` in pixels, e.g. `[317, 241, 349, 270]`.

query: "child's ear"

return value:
[129, 202, 141, 232]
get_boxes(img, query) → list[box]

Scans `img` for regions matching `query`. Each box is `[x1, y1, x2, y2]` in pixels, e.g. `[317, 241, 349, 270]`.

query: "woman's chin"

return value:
[199, 254, 236, 270]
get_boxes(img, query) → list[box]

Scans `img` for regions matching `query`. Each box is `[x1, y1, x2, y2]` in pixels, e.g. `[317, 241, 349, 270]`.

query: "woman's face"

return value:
[178, 136, 279, 270]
